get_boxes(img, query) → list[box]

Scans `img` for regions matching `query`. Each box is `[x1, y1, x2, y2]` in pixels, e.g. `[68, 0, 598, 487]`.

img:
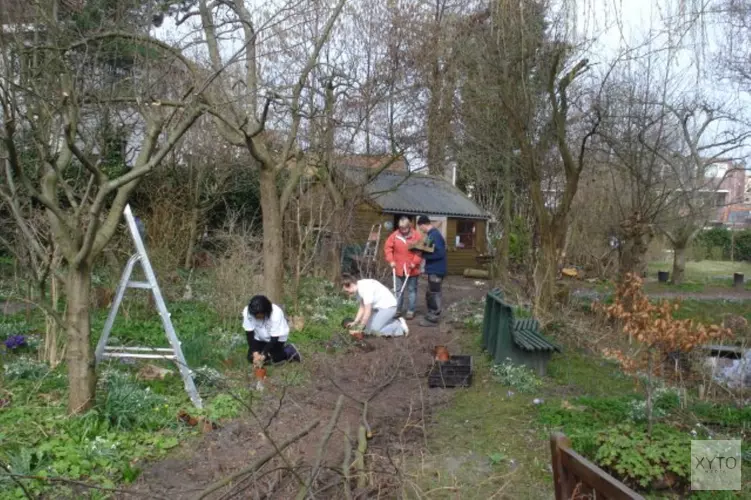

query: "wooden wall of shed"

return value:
[445, 218, 487, 275]
[351, 204, 390, 246]
[349, 207, 488, 275]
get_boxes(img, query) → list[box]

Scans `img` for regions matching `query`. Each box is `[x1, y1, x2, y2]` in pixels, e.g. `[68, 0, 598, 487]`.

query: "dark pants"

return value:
[249, 337, 287, 364]
[425, 274, 443, 322]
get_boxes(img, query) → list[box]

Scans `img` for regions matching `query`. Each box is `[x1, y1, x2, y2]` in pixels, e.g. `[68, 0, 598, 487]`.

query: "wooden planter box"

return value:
[428, 355, 473, 388]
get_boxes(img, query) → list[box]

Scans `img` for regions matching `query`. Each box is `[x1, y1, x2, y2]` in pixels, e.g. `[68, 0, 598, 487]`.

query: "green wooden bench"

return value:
[482, 289, 561, 376]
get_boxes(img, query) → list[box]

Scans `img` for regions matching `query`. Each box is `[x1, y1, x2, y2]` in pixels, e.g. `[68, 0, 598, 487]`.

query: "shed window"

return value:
[455, 220, 476, 249]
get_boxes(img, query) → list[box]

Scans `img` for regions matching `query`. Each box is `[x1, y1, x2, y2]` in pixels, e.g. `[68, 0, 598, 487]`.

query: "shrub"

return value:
[694, 228, 751, 261]
[595, 423, 690, 488]
[594, 274, 729, 431]
[210, 221, 263, 321]
[490, 359, 542, 393]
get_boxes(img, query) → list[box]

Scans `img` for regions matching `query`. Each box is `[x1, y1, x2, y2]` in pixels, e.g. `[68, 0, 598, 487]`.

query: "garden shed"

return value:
[341, 167, 491, 275]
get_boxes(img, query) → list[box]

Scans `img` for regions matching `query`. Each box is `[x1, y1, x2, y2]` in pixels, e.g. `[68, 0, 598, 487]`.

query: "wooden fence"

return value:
[550, 433, 645, 500]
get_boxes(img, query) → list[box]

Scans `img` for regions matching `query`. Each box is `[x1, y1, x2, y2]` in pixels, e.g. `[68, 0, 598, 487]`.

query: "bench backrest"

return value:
[482, 290, 516, 364]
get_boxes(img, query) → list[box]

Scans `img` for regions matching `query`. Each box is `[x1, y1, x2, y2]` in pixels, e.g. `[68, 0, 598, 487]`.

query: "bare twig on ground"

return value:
[194, 420, 320, 500]
[355, 425, 368, 489]
[0, 469, 168, 499]
[295, 395, 344, 500]
[342, 423, 352, 500]
[264, 386, 287, 431]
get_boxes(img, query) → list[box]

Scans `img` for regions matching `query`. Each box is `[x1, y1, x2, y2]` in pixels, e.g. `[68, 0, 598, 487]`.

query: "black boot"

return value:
[419, 313, 440, 327]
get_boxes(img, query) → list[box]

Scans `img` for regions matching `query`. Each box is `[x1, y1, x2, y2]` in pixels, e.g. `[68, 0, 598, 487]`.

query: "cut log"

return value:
[463, 268, 489, 279]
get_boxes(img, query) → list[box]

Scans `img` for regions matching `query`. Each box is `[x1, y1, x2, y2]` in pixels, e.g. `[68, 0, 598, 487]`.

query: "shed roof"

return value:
[341, 167, 490, 219]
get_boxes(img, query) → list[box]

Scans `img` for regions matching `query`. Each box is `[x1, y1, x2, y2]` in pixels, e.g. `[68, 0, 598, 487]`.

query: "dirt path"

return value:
[123, 277, 490, 500]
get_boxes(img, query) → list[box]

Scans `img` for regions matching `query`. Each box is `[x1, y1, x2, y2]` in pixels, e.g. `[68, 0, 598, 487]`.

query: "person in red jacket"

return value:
[384, 216, 423, 319]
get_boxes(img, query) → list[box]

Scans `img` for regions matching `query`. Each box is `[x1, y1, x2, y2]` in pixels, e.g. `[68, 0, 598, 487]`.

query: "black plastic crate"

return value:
[428, 355, 473, 388]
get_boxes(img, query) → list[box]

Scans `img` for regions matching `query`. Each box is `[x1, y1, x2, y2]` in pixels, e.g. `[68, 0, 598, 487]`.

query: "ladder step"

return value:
[104, 346, 174, 352]
[101, 352, 176, 360]
[127, 281, 153, 289]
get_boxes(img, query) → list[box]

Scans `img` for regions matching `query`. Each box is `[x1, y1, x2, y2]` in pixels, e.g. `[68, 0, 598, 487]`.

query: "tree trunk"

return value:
[184, 206, 201, 269]
[646, 350, 654, 436]
[259, 168, 284, 304]
[66, 263, 96, 414]
[671, 243, 687, 285]
[327, 213, 343, 281]
[497, 163, 512, 280]
[534, 229, 559, 315]
[618, 231, 652, 281]
[41, 273, 64, 368]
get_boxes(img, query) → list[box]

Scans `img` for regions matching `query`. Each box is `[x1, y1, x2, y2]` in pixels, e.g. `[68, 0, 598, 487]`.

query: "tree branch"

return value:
[194, 420, 320, 500]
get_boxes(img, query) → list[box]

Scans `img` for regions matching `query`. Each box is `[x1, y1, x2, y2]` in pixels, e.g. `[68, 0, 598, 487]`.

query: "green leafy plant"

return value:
[488, 452, 506, 465]
[490, 359, 542, 393]
[3, 357, 50, 380]
[97, 370, 171, 430]
[595, 423, 690, 488]
[193, 366, 224, 388]
[206, 393, 243, 421]
[627, 387, 679, 422]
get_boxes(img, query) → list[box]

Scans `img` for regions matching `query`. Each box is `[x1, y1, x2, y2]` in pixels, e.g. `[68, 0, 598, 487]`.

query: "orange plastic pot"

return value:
[350, 330, 365, 341]
[254, 367, 267, 379]
[434, 345, 450, 362]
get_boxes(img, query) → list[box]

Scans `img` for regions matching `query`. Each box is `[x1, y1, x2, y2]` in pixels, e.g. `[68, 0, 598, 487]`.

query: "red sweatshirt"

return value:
[384, 229, 423, 277]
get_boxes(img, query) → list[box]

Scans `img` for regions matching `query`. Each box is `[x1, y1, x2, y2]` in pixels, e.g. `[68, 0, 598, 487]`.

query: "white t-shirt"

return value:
[242, 303, 289, 342]
[356, 279, 397, 310]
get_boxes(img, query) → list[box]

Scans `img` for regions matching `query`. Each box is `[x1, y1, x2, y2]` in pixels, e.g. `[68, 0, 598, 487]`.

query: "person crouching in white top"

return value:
[340, 274, 409, 337]
[242, 295, 302, 365]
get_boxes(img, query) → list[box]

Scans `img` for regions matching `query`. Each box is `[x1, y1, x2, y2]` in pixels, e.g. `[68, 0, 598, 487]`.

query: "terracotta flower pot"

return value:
[254, 367, 267, 379]
[434, 345, 450, 362]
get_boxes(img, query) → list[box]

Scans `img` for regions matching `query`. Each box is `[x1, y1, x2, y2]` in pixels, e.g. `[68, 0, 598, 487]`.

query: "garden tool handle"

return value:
[399, 264, 409, 295]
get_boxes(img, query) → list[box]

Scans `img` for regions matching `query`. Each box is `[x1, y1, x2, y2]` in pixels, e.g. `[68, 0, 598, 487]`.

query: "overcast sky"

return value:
[151, 0, 750, 166]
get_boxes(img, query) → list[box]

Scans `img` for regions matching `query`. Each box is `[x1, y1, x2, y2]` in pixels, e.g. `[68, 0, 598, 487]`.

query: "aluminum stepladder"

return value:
[94, 204, 203, 409]
[358, 223, 382, 278]
[362, 224, 382, 260]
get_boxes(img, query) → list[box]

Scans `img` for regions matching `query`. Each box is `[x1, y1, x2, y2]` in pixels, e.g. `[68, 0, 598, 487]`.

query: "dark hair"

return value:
[248, 295, 273, 319]
[417, 215, 431, 226]
[340, 274, 357, 287]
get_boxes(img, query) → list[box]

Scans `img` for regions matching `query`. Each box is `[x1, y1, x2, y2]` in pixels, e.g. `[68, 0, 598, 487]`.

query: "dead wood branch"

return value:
[355, 425, 368, 490]
[194, 420, 320, 500]
[342, 423, 353, 500]
[295, 395, 344, 500]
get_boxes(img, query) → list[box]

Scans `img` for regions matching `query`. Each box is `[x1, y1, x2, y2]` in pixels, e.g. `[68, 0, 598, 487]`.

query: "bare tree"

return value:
[196, 0, 346, 303]
[593, 50, 685, 280]
[655, 101, 749, 284]
[0, 3, 207, 412]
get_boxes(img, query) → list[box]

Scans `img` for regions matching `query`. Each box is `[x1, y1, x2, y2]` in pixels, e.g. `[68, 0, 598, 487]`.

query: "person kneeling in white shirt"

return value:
[242, 295, 302, 365]
[340, 274, 409, 337]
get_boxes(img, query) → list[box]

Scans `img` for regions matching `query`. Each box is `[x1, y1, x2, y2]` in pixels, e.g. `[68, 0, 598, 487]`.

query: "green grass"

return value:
[672, 299, 751, 325]
[647, 260, 751, 291]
